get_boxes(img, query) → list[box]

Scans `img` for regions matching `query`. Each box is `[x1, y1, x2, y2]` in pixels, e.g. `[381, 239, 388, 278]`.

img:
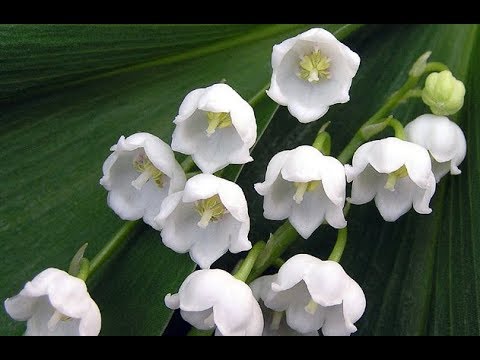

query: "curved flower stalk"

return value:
[267, 28, 360, 123]
[155, 174, 251, 269]
[100, 133, 186, 230]
[405, 114, 466, 182]
[165, 269, 263, 336]
[250, 254, 365, 336]
[171, 83, 257, 174]
[254, 145, 347, 239]
[4, 268, 101, 336]
[345, 137, 436, 222]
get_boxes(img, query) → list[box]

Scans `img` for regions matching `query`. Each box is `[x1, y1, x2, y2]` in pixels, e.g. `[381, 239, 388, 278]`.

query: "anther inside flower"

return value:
[206, 111, 233, 136]
[384, 165, 409, 191]
[298, 50, 331, 83]
[132, 151, 165, 190]
[47, 310, 72, 332]
[293, 180, 321, 204]
[195, 194, 229, 228]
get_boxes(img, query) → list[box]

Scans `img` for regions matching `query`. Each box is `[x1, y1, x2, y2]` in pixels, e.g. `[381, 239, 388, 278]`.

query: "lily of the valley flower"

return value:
[4, 268, 101, 336]
[254, 145, 347, 239]
[266, 28, 360, 123]
[171, 83, 257, 174]
[405, 114, 467, 182]
[155, 174, 251, 269]
[165, 269, 263, 336]
[251, 275, 318, 336]
[100, 133, 186, 230]
[345, 137, 436, 222]
[250, 254, 365, 336]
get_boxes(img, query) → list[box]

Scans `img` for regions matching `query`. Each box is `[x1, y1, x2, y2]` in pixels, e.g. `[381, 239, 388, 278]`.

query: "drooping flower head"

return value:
[100, 133, 186, 230]
[250, 254, 365, 336]
[165, 269, 263, 336]
[405, 114, 466, 182]
[345, 137, 436, 222]
[4, 268, 101, 336]
[171, 83, 257, 174]
[254, 145, 347, 239]
[267, 28, 360, 123]
[155, 174, 251, 269]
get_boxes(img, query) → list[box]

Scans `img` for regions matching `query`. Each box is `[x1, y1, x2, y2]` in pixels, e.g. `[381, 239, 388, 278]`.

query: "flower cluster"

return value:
[5, 27, 467, 337]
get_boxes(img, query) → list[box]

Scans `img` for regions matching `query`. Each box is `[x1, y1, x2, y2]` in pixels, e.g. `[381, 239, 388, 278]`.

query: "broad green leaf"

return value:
[0, 24, 358, 335]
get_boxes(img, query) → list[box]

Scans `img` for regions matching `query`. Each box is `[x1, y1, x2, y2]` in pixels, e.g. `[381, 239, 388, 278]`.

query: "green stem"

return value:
[273, 258, 285, 269]
[328, 227, 348, 263]
[312, 122, 332, 155]
[180, 156, 196, 173]
[247, 222, 299, 283]
[187, 328, 214, 336]
[337, 75, 418, 164]
[387, 117, 406, 140]
[76, 259, 90, 282]
[87, 220, 143, 278]
[233, 241, 266, 282]
[424, 62, 449, 73]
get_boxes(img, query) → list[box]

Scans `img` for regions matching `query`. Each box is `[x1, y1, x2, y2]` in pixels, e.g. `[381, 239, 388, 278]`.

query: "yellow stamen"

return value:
[298, 50, 331, 83]
[293, 180, 321, 204]
[195, 195, 228, 228]
[206, 112, 232, 136]
[304, 299, 319, 315]
[384, 165, 409, 191]
[132, 152, 164, 190]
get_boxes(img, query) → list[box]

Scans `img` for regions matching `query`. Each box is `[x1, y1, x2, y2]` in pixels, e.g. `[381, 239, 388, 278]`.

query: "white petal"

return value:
[228, 219, 252, 254]
[324, 200, 348, 229]
[260, 176, 295, 220]
[159, 202, 199, 253]
[405, 114, 467, 164]
[342, 278, 366, 333]
[431, 158, 453, 182]
[374, 176, 416, 221]
[304, 260, 349, 307]
[78, 300, 101, 336]
[322, 304, 351, 336]
[348, 164, 381, 204]
[254, 150, 291, 195]
[189, 217, 234, 269]
[174, 88, 206, 124]
[289, 186, 328, 239]
[280, 146, 324, 183]
[412, 173, 435, 215]
[286, 300, 326, 334]
[181, 309, 215, 330]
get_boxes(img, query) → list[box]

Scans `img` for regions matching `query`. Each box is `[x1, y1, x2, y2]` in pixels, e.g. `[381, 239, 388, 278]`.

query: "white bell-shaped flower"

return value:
[405, 114, 466, 182]
[254, 145, 347, 239]
[250, 275, 318, 336]
[165, 269, 263, 336]
[250, 254, 365, 336]
[100, 133, 186, 230]
[345, 137, 437, 222]
[266, 28, 360, 123]
[155, 174, 251, 269]
[4, 268, 101, 336]
[171, 83, 257, 174]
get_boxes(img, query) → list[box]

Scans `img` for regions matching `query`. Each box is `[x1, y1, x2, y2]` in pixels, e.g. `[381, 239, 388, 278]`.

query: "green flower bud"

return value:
[422, 70, 466, 116]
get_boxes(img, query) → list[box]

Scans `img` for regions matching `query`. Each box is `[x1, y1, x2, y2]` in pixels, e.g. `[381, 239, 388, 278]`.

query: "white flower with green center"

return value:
[171, 83, 257, 174]
[266, 28, 360, 123]
[100, 133, 186, 230]
[250, 254, 366, 336]
[250, 275, 318, 336]
[405, 114, 467, 182]
[165, 269, 263, 336]
[155, 174, 251, 269]
[4, 268, 101, 336]
[254, 145, 347, 239]
[345, 137, 437, 222]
